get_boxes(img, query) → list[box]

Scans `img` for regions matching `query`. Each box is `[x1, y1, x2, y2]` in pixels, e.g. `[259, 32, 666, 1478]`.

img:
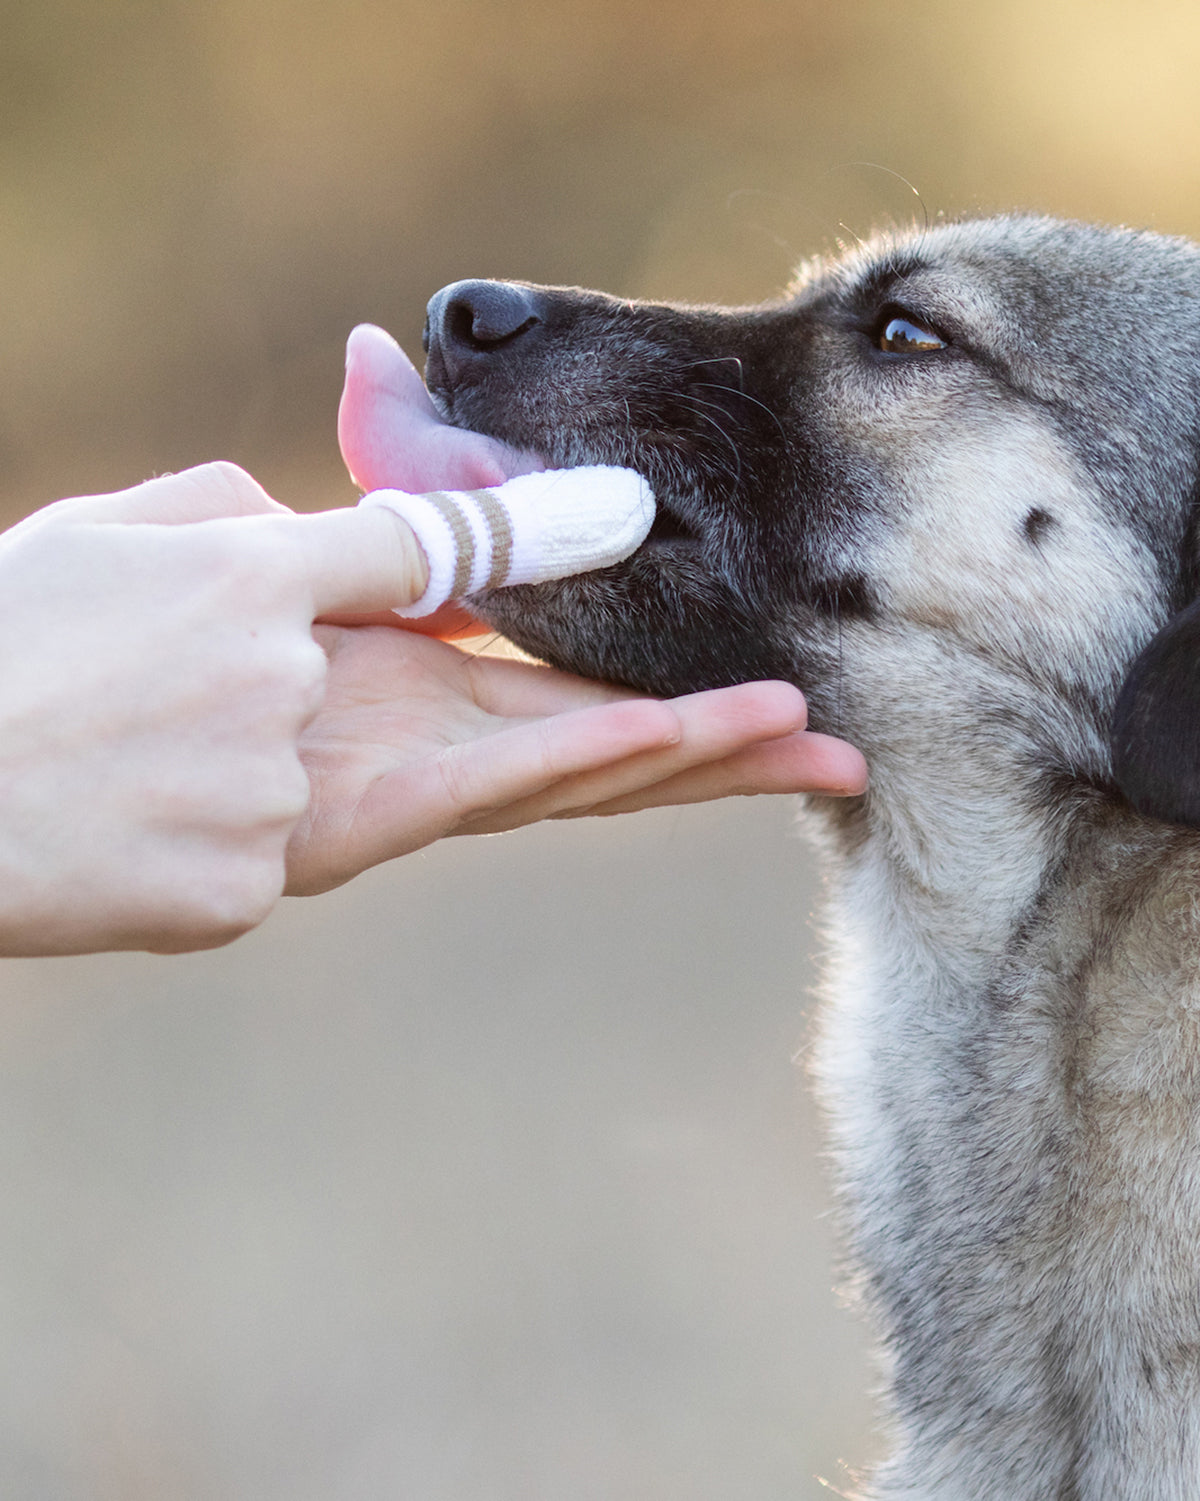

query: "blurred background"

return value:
[1, 1, 1198, 1496]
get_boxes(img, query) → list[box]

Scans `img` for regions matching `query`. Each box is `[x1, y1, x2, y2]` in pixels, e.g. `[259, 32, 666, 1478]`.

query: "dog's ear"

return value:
[1111, 597, 1200, 825]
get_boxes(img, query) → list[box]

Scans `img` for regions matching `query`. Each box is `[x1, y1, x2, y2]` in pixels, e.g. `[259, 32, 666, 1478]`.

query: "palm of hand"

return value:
[287, 624, 682, 893]
[286, 622, 868, 895]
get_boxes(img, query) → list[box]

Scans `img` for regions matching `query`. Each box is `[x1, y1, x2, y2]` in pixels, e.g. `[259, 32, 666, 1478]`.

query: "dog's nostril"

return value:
[446, 298, 490, 352]
[449, 292, 538, 350]
[428, 280, 543, 362]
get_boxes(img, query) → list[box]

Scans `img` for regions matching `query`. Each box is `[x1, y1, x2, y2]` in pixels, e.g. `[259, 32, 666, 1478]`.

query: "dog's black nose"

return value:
[424, 279, 543, 387]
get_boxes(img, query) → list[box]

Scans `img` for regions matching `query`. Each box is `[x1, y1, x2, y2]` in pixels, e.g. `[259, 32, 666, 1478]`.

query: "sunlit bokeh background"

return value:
[2, 2, 1199, 1496]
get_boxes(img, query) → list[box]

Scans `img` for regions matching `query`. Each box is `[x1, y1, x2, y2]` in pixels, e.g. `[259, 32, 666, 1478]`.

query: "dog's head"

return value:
[424, 217, 1200, 825]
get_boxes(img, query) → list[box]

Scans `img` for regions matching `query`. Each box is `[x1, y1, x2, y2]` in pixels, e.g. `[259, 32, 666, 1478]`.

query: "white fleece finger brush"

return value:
[359, 465, 655, 617]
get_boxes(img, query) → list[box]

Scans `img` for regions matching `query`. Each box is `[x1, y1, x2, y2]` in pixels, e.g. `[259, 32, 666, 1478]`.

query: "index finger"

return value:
[251, 504, 433, 617]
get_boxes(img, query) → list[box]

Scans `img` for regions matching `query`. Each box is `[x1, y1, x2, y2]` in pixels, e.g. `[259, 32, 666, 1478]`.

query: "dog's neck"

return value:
[816, 743, 1062, 974]
[809, 770, 1200, 1500]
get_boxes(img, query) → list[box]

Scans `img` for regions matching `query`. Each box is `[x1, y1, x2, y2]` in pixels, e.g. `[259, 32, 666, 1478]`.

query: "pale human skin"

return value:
[0, 461, 866, 958]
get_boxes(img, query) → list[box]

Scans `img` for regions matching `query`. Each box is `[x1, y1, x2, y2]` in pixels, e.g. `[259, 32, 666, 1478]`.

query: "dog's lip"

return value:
[643, 503, 702, 550]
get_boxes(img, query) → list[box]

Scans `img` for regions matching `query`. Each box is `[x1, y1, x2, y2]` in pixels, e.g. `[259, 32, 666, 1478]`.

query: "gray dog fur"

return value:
[424, 217, 1200, 1499]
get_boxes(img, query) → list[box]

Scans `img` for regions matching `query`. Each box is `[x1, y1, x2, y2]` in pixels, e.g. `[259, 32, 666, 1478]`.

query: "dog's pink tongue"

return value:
[338, 322, 545, 494]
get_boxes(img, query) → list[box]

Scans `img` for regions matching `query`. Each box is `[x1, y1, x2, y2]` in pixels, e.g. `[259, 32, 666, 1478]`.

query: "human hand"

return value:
[0, 462, 432, 955]
[287, 625, 867, 895]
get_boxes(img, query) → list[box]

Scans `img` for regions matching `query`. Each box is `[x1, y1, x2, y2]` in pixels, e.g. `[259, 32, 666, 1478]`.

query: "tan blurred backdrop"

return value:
[2, 2, 1199, 1497]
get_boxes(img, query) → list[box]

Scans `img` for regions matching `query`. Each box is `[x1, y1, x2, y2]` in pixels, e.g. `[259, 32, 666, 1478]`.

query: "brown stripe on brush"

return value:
[423, 492, 475, 599]
[467, 488, 516, 588]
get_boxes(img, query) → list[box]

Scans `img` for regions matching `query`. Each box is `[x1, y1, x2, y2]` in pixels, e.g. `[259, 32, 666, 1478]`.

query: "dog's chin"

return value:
[470, 543, 693, 687]
[470, 535, 804, 701]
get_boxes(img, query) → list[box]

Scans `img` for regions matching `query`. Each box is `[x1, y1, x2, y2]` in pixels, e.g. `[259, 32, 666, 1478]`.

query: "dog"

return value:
[421, 215, 1200, 1500]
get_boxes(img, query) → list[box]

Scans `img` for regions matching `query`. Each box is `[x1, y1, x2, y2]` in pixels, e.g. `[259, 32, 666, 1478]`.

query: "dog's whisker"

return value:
[691, 381, 789, 443]
[669, 355, 747, 387]
[463, 630, 505, 658]
[673, 395, 743, 495]
[837, 220, 870, 258]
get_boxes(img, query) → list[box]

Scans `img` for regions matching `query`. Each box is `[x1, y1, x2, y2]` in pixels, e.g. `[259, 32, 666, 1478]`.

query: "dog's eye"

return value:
[878, 316, 946, 354]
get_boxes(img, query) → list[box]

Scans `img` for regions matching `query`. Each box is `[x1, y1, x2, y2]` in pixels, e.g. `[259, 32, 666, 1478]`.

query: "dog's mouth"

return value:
[429, 397, 708, 560]
[643, 503, 703, 549]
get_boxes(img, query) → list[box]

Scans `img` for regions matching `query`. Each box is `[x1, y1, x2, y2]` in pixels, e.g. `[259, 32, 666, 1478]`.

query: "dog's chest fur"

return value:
[816, 803, 1200, 1497]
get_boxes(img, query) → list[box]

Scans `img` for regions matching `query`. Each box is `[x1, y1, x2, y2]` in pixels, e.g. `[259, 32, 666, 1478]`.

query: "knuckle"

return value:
[229, 751, 312, 827]
[293, 637, 329, 701]
[147, 878, 280, 953]
[200, 460, 269, 510]
[274, 755, 313, 822]
[224, 630, 329, 711]
[190, 853, 286, 940]
[256, 641, 328, 727]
